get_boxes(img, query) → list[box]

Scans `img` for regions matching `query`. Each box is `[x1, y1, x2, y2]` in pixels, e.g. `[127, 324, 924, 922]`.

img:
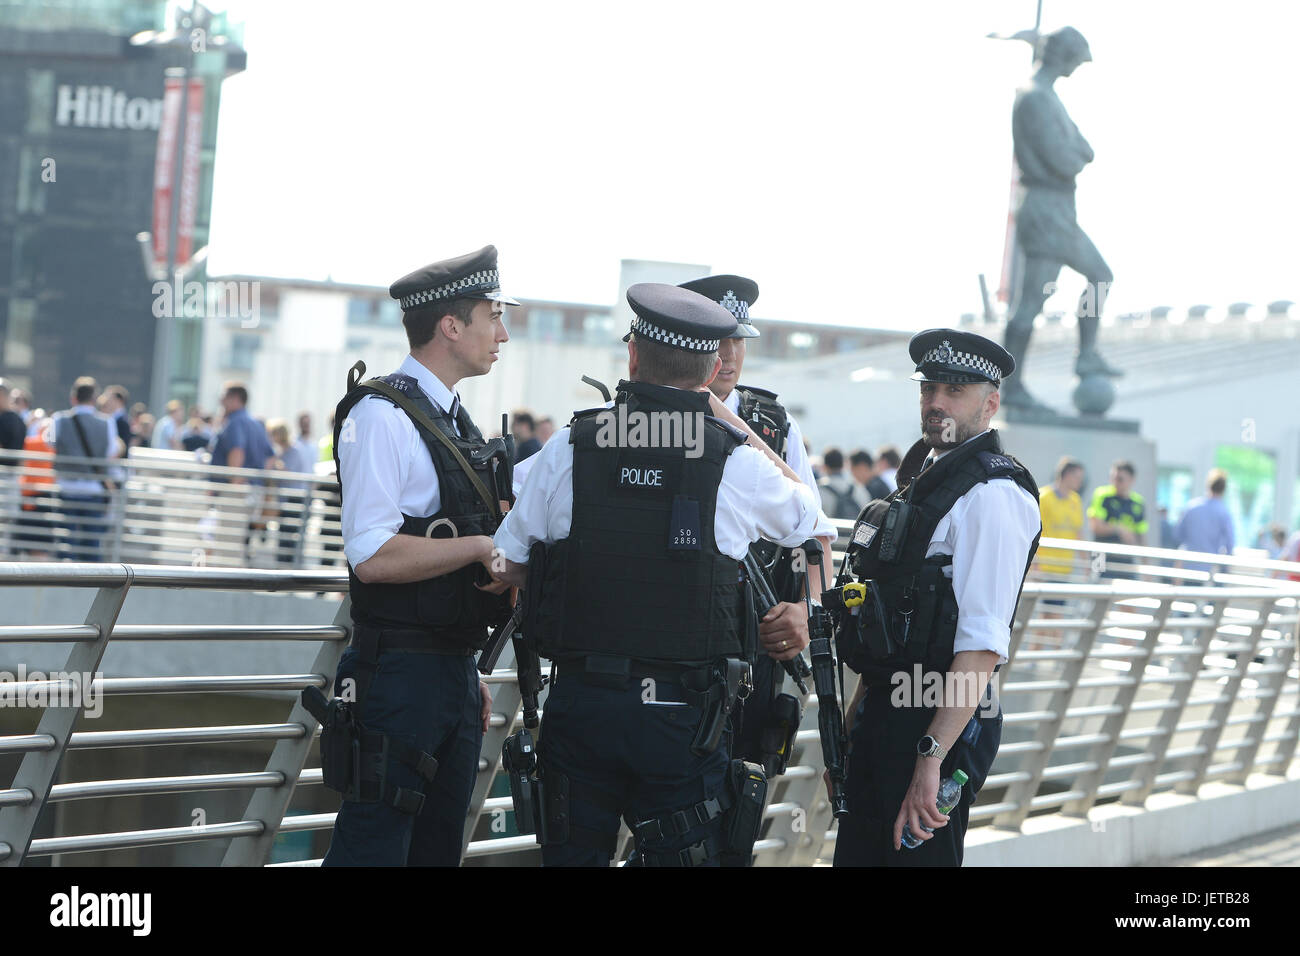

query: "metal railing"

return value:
[0, 448, 345, 571]
[0, 535, 1297, 866]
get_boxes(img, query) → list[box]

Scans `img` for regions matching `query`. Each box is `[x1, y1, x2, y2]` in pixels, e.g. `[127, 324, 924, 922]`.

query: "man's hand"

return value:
[479, 680, 493, 734]
[475, 540, 511, 594]
[759, 602, 808, 661]
[893, 758, 948, 851]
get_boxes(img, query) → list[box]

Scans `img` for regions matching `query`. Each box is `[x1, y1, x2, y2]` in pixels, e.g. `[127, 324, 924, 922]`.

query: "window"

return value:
[529, 308, 562, 342]
[583, 311, 614, 342]
[347, 297, 376, 325]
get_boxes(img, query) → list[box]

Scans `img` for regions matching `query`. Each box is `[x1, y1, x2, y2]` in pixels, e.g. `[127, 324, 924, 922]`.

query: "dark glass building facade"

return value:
[0, 1, 245, 409]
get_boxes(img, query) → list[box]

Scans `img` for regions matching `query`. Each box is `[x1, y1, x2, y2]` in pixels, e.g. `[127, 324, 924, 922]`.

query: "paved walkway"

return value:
[1158, 823, 1300, 866]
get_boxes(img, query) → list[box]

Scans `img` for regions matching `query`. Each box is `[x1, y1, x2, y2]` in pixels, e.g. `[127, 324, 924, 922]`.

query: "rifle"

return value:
[741, 547, 811, 695]
[475, 416, 545, 728]
[799, 538, 850, 818]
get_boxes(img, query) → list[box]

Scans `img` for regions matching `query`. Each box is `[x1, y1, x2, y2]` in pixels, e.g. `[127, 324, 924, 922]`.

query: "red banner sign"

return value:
[175, 76, 206, 268]
[150, 75, 184, 276]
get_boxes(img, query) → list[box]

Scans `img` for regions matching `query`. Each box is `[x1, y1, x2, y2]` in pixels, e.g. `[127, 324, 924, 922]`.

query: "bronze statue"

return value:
[1004, 26, 1121, 417]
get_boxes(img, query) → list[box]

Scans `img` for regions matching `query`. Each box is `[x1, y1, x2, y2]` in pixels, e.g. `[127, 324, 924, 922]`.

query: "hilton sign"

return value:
[55, 84, 165, 130]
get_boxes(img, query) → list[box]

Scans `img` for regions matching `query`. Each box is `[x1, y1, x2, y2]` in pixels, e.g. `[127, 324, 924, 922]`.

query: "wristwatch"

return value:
[917, 735, 947, 760]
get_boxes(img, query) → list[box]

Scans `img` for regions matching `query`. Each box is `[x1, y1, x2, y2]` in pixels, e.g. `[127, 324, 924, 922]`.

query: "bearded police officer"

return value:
[321, 245, 517, 866]
[832, 329, 1041, 867]
[491, 283, 821, 867]
[679, 275, 837, 777]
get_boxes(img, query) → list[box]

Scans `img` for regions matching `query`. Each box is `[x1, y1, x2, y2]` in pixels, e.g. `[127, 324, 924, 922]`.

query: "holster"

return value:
[688, 658, 751, 756]
[301, 678, 439, 816]
[719, 759, 768, 867]
[757, 693, 802, 777]
[502, 728, 543, 835]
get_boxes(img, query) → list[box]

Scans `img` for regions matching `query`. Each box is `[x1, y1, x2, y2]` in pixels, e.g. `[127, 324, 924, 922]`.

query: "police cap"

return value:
[677, 275, 760, 338]
[909, 328, 1015, 385]
[623, 283, 737, 352]
[390, 245, 520, 311]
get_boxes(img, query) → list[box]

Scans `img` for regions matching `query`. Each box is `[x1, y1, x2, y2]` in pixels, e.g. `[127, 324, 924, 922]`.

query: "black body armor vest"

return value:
[333, 372, 509, 647]
[839, 429, 1040, 682]
[532, 381, 747, 665]
[734, 385, 789, 461]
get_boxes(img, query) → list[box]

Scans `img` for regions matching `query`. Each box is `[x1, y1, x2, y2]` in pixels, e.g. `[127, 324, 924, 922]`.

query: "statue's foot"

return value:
[1000, 381, 1058, 418]
[1076, 348, 1124, 378]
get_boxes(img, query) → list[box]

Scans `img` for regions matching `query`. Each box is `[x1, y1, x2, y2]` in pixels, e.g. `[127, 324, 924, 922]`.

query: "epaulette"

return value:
[976, 450, 1019, 476]
[364, 373, 422, 406]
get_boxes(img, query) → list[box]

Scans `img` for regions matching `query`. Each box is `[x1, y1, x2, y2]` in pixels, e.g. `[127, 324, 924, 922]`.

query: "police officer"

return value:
[491, 283, 821, 866]
[321, 245, 517, 866]
[677, 274, 837, 775]
[832, 329, 1041, 867]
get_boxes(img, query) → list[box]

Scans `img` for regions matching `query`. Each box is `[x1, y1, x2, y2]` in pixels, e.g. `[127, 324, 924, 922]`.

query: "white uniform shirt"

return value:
[919, 430, 1041, 663]
[338, 354, 464, 568]
[723, 387, 837, 542]
[495, 393, 821, 564]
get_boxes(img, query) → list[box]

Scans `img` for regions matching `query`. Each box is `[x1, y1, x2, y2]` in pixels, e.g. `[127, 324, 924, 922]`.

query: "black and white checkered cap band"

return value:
[921, 344, 1002, 381]
[630, 316, 721, 352]
[399, 270, 501, 310]
[719, 290, 750, 322]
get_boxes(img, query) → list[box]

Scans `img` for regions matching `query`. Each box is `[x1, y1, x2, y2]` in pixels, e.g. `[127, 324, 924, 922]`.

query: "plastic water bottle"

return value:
[901, 769, 968, 849]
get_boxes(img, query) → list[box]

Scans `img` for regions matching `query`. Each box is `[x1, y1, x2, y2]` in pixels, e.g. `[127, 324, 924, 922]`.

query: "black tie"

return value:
[920, 456, 935, 474]
[448, 394, 461, 436]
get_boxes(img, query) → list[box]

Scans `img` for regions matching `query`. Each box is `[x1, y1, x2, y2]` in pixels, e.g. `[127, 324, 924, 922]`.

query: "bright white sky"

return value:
[206, 0, 1300, 330]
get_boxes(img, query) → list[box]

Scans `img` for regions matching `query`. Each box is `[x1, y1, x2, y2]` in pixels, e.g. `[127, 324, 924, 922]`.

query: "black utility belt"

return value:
[350, 625, 477, 656]
[553, 654, 715, 689]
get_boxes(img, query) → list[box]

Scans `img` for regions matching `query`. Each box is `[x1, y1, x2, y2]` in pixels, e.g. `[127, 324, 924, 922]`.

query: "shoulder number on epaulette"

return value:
[977, 450, 1017, 475]
[378, 373, 419, 395]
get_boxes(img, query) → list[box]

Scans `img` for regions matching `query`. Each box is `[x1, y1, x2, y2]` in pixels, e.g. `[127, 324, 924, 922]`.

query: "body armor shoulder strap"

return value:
[734, 385, 789, 459]
[894, 431, 1038, 569]
[332, 364, 498, 517]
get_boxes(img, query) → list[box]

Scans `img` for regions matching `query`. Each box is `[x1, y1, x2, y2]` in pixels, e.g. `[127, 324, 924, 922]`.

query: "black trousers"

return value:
[322, 650, 482, 866]
[538, 672, 730, 867]
[833, 685, 1001, 867]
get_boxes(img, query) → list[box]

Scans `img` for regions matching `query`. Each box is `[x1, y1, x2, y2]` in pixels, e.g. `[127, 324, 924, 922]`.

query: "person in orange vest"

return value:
[15, 417, 55, 558]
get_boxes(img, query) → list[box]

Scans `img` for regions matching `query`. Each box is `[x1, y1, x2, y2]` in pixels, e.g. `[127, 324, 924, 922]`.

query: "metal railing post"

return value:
[769, 737, 828, 866]
[462, 646, 525, 858]
[1063, 595, 1173, 816]
[993, 591, 1109, 830]
[0, 575, 131, 866]
[1228, 601, 1298, 785]
[1123, 595, 1224, 807]
[107, 481, 127, 563]
[1263, 640, 1300, 777]
[221, 597, 351, 866]
[1178, 597, 1274, 794]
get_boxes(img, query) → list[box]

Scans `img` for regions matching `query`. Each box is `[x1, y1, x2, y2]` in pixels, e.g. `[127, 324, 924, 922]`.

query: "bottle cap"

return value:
[953, 769, 969, 785]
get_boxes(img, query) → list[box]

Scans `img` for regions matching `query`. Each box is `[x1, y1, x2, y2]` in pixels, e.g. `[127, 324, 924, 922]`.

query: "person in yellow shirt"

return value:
[1038, 457, 1085, 577]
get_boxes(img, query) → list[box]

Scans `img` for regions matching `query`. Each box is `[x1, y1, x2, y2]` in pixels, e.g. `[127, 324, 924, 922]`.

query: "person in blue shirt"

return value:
[1177, 469, 1235, 576]
[210, 382, 274, 475]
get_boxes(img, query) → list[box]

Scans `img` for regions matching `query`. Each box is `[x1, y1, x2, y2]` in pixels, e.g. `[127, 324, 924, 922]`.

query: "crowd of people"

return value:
[5, 373, 1296, 579]
[0, 375, 330, 563]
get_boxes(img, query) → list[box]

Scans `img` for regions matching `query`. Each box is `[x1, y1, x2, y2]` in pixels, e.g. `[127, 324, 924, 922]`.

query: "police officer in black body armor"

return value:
[832, 329, 1041, 867]
[321, 246, 517, 866]
[491, 284, 821, 866]
[678, 275, 836, 777]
